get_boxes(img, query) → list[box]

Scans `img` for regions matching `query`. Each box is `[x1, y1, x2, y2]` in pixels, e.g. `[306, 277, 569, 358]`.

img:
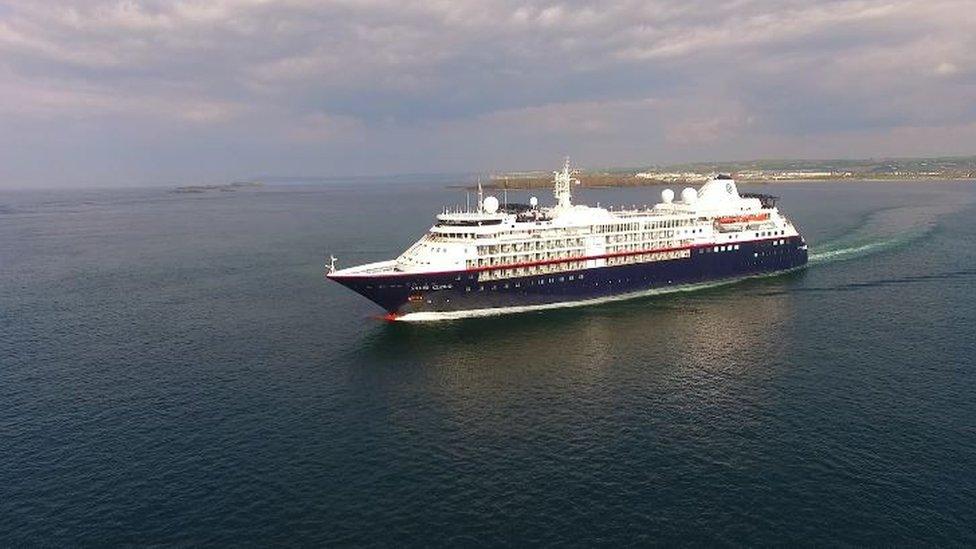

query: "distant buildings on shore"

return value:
[634, 168, 972, 182]
[632, 157, 976, 182]
[635, 172, 709, 183]
[634, 170, 855, 182]
[736, 170, 855, 180]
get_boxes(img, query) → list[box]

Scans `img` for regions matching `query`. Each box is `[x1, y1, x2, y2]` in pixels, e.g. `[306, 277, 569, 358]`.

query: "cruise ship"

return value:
[327, 159, 808, 320]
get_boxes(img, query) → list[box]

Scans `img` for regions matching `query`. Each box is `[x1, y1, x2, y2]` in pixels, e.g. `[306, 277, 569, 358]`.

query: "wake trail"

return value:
[807, 197, 972, 266]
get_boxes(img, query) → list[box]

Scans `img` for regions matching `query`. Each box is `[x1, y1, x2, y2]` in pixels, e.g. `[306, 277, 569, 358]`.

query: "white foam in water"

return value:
[808, 202, 957, 265]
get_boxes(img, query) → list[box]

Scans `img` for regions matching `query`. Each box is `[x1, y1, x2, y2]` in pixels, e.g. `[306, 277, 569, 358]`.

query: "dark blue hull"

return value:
[330, 236, 807, 318]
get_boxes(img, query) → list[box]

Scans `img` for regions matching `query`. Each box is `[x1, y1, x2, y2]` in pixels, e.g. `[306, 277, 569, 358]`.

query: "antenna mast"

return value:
[553, 156, 578, 209]
[477, 177, 484, 212]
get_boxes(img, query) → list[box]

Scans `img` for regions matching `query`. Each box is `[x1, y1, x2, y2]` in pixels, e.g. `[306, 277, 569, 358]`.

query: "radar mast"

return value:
[477, 177, 484, 213]
[553, 156, 579, 209]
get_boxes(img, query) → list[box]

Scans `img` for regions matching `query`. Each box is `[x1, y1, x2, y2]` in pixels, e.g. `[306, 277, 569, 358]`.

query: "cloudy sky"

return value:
[0, 0, 974, 187]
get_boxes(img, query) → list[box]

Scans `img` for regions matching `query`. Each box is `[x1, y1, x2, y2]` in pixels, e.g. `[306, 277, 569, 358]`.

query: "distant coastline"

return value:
[469, 156, 976, 190]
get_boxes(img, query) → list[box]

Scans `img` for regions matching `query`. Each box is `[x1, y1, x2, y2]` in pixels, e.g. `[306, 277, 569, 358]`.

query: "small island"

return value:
[171, 181, 263, 194]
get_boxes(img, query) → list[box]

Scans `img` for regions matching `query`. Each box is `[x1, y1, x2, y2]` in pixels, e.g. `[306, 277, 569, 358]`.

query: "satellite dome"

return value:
[681, 187, 698, 204]
[661, 188, 674, 204]
[530, 196, 538, 208]
[483, 195, 499, 214]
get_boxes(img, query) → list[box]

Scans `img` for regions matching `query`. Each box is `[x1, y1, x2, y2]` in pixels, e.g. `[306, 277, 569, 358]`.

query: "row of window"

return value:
[605, 230, 688, 244]
[469, 271, 691, 293]
[703, 244, 741, 253]
[605, 249, 691, 266]
[479, 260, 590, 281]
[466, 273, 587, 291]
[754, 247, 791, 258]
[474, 231, 691, 266]
[428, 232, 477, 240]
[593, 217, 693, 233]
[477, 246, 693, 281]
[478, 238, 586, 255]
[605, 240, 692, 255]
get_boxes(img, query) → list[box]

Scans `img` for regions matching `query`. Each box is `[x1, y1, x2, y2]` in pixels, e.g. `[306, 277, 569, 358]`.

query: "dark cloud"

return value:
[0, 0, 974, 187]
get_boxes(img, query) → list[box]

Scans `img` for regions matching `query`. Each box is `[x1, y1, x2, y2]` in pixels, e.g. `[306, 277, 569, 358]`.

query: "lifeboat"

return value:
[716, 212, 770, 224]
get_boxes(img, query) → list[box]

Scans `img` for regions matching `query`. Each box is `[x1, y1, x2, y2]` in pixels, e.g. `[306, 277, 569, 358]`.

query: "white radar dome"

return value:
[530, 196, 538, 208]
[661, 188, 674, 204]
[483, 195, 499, 214]
[681, 187, 698, 204]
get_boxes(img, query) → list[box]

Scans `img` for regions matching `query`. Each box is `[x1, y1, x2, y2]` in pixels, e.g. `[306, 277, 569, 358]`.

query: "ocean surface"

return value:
[2, 178, 975, 546]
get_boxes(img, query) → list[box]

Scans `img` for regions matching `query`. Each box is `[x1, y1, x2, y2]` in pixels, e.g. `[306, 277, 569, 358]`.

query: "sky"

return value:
[0, 0, 974, 188]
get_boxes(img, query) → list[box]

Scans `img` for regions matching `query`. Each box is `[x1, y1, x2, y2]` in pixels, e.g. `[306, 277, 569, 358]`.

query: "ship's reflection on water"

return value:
[348, 270, 806, 441]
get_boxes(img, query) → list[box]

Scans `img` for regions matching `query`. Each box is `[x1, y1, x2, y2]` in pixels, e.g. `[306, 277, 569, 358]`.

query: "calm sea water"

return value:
[2, 179, 975, 546]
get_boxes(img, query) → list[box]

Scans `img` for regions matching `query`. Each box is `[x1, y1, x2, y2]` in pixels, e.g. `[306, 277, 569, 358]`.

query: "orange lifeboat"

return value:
[716, 212, 770, 224]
